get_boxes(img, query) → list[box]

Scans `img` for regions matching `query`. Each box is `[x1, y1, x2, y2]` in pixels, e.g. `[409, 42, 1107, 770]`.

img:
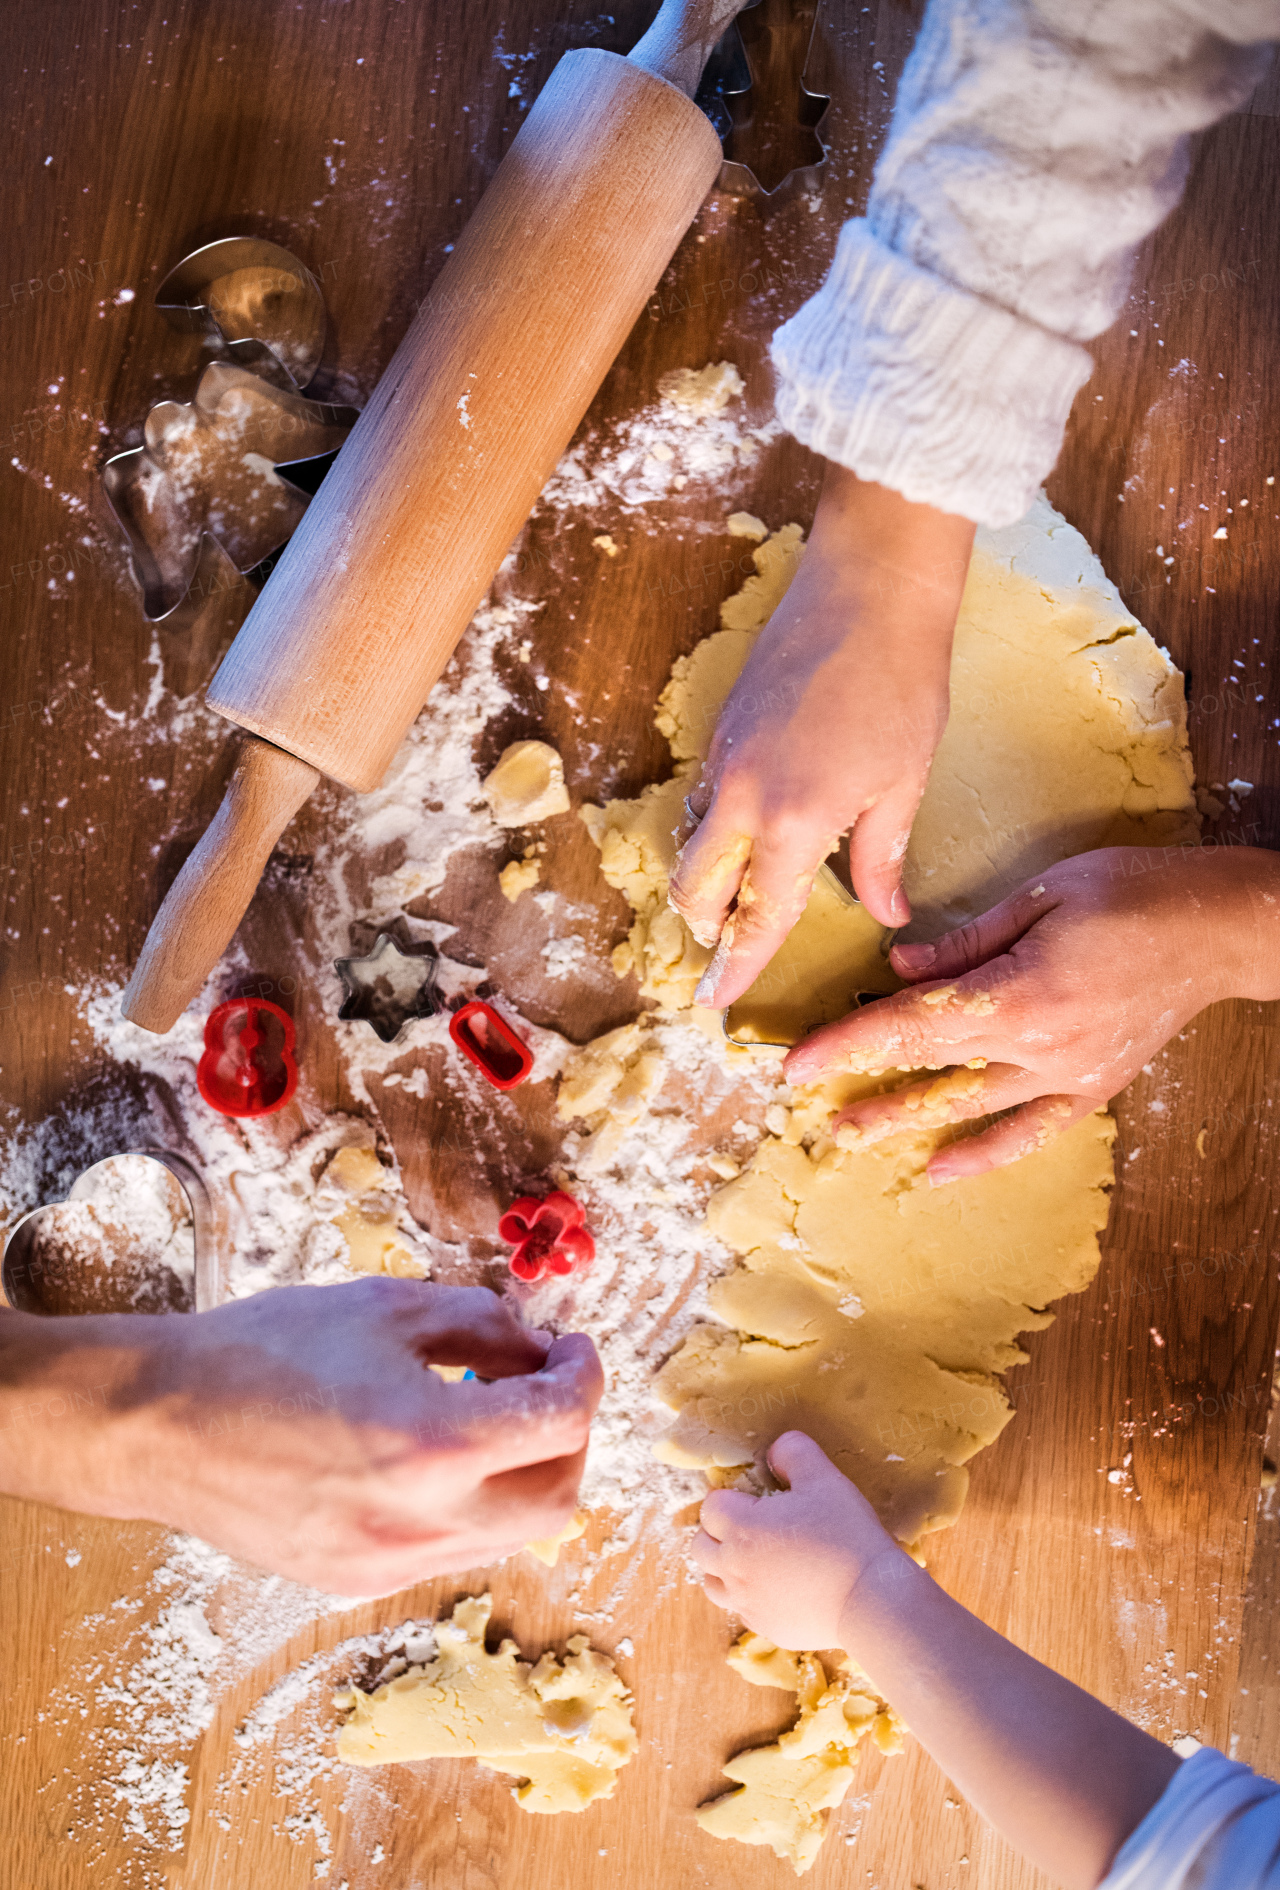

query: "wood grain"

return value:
[1, 4, 1278, 1889]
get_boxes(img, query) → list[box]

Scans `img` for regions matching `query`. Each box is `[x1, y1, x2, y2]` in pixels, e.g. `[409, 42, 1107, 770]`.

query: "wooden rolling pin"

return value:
[123, 0, 743, 1033]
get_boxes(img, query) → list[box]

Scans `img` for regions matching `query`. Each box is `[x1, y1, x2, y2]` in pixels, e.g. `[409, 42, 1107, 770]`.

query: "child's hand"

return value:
[785, 844, 1280, 1183]
[690, 1431, 906, 1650]
[668, 466, 973, 1010]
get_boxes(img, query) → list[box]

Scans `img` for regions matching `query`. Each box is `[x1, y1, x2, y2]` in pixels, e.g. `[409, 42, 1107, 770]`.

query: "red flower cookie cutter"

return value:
[197, 997, 298, 1118]
[499, 1191, 594, 1282]
[449, 999, 533, 1090]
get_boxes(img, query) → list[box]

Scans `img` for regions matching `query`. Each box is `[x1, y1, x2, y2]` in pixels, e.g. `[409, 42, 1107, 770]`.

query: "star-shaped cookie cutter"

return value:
[103, 236, 360, 624]
[334, 933, 444, 1045]
[696, 0, 830, 209]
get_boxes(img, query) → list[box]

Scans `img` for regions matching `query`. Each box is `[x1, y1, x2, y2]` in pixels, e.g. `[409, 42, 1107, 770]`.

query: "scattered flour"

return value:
[8, 360, 793, 1869]
[537, 361, 780, 513]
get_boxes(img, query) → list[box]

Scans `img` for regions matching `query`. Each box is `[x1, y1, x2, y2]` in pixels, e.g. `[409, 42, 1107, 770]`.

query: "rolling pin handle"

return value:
[629, 0, 748, 96]
[121, 737, 320, 1036]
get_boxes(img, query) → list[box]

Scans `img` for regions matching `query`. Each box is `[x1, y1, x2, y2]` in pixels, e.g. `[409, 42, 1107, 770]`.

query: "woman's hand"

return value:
[668, 465, 975, 1010]
[786, 844, 1280, 1184]
[690, 1430, 906, 1650]
[0, 1278, 603, 1597]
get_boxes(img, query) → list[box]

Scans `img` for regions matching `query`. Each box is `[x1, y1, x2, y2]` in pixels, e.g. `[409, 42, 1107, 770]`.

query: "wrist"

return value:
[835, 1533, 928, 1660]
[1187, 845, 1280, 1005]
[811, 464, 976, 630]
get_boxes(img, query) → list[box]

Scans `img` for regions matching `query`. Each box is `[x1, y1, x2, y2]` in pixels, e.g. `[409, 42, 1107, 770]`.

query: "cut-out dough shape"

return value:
[696, 1631, 903, 1875]
[335, 1593, 636, 1813]
[724, 866, 899, 1046]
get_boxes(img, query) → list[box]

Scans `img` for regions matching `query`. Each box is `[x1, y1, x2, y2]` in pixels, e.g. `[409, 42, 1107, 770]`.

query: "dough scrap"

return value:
[499, 856, 542, 902]
[319, 1144, 422, 1278]
[524, 1508, 588, 1566]
[658, 360, 744, 417]
[556, 1020, 667, 1172]
[727, 510, 768, 540]
[335, 1593, 636, 1814]
[697, 1631, 903, 1875]
[483, 740, 570, 827]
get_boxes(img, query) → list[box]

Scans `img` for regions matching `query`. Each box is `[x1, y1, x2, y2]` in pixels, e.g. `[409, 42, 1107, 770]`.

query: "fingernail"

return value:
[894, 940, 935, 970]
[927, 1167, 957, 1188]
[695, 927, 734, 1007]
[889, 886, 910, 924]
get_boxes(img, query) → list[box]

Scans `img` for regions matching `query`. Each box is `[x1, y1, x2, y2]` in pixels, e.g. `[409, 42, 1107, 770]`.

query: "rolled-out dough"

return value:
[576, 497, 1196, 1548]
[483, 739, 570, 827]
[696, 1631, 903, 1874]
[583, 500, 1195, 1009]
[335, 1593, 636, 1813]
[570, 498, 1196, 1869]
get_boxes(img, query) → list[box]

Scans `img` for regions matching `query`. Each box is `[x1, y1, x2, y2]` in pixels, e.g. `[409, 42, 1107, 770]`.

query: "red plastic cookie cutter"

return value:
[448, 999, 533, 1091]
[197, 997, 298, 1118]
[499, 1190, 595, 1282]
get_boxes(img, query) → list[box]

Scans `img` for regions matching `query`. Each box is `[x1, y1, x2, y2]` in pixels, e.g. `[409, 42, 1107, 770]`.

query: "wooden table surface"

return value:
[3, 4, 1280, 1887]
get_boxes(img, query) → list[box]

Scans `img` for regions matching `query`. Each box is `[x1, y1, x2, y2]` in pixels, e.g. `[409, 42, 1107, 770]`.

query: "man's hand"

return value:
[668, 466, 974, 1010]
[690, 1431, 905, 1650]
[785, 844, 1280, 1184]
[0, 1279, 603, 1596]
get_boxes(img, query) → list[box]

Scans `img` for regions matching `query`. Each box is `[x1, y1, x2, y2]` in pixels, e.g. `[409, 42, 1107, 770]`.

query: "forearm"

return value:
[773, 2, 1270, 525]
[0, 1308, 153, 1517]
[1203, 844, 1280, 1005]
[810, 464, 975, 623]
[839, 1551, 1179, 1890]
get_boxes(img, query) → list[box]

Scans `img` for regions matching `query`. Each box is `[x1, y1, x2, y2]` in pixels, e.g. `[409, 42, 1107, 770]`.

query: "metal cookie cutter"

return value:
[696, 0, 830, 209]
[103, 236, 359, 626]
[3, 1150, 226, 1316]
[722, 863, 899, 1050]
[335, 933, 444, 1044]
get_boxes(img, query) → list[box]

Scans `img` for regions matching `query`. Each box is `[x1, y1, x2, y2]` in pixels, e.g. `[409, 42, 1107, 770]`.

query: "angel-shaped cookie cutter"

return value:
[102, 236, 359, 625]
[2, 1149, 227, 1315]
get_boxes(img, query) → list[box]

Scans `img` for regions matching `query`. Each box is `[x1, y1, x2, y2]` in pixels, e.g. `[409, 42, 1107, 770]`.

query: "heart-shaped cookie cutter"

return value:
[2, 1150, 226, 1316]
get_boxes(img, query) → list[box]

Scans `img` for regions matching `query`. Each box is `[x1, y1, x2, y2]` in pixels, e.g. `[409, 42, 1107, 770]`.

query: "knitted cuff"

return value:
[771, 222, 1095, 528]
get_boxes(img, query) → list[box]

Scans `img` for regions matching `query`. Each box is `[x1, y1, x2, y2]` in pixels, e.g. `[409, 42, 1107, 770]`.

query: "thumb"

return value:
[848, 784, 921, 928]
[890, 878, 1058, 982]
[766, 1430, 836, 1489]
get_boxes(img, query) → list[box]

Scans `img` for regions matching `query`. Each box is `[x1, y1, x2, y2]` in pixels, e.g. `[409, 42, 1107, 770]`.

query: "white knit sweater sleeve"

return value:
[1099, 1746, 1280, 1887]
[770, 0, 1277, 527]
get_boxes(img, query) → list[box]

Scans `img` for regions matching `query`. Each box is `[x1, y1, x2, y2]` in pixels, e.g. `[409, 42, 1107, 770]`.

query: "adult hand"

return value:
[0, 1278, 603, 1596]
[785, 844, 1280, 1184]
[691, 1431, 905, 1650]
[668, 465, 975, 1010]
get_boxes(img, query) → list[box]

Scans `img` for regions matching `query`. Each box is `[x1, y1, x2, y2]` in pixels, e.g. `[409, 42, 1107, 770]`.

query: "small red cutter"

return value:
[449, 1000, 533, 1090]
[499, 1190, 594, 1282]
[197, 997, 298, 1118]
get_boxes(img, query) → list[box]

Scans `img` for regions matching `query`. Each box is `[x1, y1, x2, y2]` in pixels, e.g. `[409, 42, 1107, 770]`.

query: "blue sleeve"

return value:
[1101, 1746, 1280, 1889]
